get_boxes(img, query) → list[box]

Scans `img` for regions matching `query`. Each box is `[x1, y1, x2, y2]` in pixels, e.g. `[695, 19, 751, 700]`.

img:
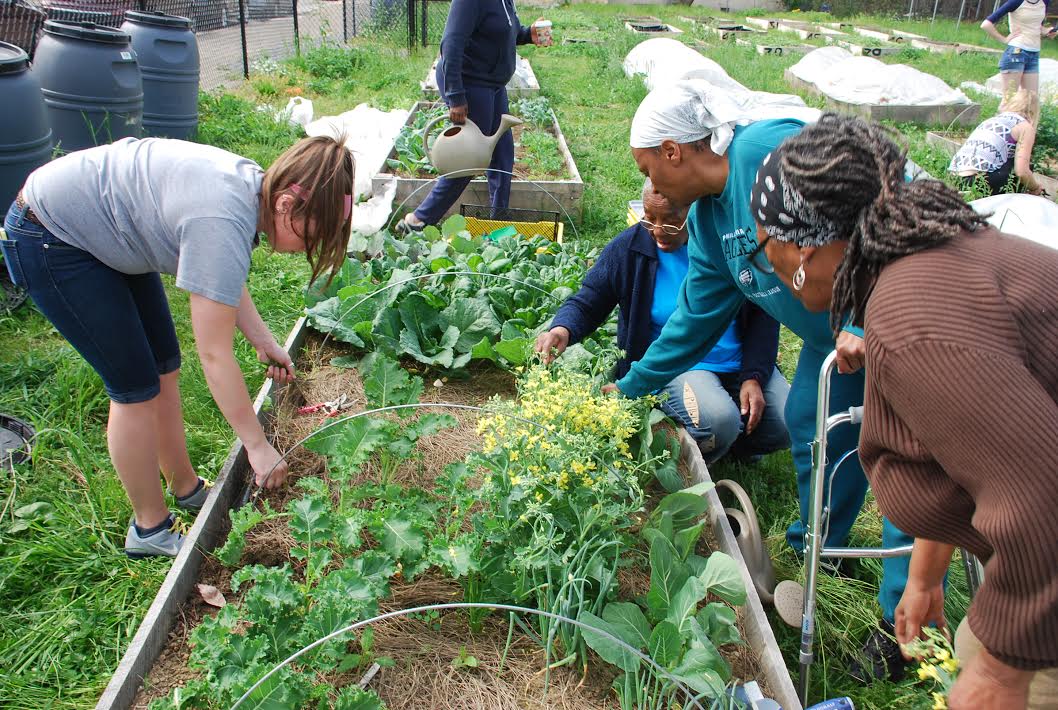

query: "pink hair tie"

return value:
[288, 183, 352, 222]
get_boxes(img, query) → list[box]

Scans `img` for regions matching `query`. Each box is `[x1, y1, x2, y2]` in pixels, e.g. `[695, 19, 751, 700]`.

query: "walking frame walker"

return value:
[797, 350, 985, 706]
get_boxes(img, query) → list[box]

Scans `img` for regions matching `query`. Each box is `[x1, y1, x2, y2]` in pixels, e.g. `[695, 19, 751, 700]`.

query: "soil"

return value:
[132, 336, 766, 708]
[392, 123, 571, 182]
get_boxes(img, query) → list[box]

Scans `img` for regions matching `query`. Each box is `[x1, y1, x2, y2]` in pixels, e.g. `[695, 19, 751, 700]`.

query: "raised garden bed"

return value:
[925, 130, 966, 157]
[910, 38, 1002, 55]
[735, 38, 815, 56]
[743, 17, 781, 31]
[625, 20, 683, 35]
[421, 56, 540, 100]
[95, 346, 801, 710]
[776, 21, 847, 42]
[837, 39, 902, 57]
[785, 70, 982, 127]
[94, 223, 802, 710]
[708, 24, 764, 41]
[890, 28, 927, 41]
[851, 25, 899, 43]
[373, 101, 584, 221]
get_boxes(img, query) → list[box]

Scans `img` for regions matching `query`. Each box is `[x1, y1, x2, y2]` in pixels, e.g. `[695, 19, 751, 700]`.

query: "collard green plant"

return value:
[515, 96, 554, 128]
[580, 483, 747, 709]
[305, 215, 608, 373]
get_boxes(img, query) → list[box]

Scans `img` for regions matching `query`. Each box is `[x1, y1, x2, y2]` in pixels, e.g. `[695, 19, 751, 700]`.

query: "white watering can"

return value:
[422, 113, 523, 178]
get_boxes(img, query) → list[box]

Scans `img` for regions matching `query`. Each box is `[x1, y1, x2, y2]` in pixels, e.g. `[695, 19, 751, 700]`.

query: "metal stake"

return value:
[238, 0, 249, 78]
[292, 0, 300, 55]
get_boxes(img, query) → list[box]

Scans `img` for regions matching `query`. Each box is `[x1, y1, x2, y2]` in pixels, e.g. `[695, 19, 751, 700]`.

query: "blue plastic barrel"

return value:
[0, 42, 53, 208]
[30, 21, 143, 154]
[121, 11, 200, 139]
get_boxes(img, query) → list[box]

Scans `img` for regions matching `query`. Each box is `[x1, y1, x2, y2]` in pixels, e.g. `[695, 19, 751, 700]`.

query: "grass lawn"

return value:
[1, 4, 1051, 707]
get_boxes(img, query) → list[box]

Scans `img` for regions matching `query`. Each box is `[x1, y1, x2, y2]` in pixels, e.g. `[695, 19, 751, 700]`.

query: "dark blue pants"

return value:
[414, 70, 514, 225]
[2, 201, 181, 403]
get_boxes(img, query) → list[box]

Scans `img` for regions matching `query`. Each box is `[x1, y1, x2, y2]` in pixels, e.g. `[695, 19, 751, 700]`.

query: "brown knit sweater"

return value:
[860, 227, 1058, 672]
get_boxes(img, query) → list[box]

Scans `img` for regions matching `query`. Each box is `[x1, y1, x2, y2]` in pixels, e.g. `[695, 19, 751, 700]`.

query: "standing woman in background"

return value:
[981, 0, 1055, 97]
[397, 0, 552, 232]
[1, 135, 353, 559]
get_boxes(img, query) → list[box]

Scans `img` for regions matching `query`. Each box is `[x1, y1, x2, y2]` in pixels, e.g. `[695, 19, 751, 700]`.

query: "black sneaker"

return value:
[848, 619, 908, 683]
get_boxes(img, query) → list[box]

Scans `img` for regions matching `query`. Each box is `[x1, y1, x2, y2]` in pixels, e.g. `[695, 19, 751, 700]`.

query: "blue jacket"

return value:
[439, 0, 532, 107]
[551, 223, 781, 383]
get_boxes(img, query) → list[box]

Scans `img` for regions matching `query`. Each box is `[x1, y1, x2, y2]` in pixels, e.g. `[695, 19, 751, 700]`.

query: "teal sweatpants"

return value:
[783, 345, 911, 622]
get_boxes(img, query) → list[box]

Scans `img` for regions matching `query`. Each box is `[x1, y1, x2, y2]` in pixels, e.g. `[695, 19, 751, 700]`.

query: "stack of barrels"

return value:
[0, 10, 200, 208]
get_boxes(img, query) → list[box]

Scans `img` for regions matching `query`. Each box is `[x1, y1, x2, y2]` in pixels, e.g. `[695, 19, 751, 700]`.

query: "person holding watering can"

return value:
[602, 80, 915, 682]
[1, 135, 353, 558]
[397, 0, 552, 233]
[749, 112, 1058, 710]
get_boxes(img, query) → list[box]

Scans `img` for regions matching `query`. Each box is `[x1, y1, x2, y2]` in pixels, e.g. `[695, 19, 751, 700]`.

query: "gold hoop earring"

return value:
[792, 263, 806, 292]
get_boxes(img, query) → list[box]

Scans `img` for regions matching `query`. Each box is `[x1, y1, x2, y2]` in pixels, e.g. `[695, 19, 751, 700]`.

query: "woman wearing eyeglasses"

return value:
[606, 79, 916, 682]
[535, 181, 790, 463]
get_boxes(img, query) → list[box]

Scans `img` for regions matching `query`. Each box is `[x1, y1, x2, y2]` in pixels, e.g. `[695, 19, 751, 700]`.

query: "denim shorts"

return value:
[2, 201, 181, 403]
[999, 45, 1040, 74]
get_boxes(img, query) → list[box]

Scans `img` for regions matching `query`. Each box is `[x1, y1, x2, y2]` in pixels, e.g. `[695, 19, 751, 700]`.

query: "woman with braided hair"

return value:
[751, 112, 1058, 710]
[609, 79, 914, 683]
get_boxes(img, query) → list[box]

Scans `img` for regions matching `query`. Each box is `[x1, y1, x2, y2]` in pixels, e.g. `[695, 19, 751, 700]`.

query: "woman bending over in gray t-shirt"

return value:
[1, 134, 353, 558]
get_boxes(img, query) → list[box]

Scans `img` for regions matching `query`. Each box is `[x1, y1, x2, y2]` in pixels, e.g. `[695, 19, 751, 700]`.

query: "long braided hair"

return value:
[777, 113, 989, 334]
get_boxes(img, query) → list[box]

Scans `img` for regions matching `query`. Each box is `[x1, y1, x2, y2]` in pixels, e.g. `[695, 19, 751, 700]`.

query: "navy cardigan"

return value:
[551, 224, 780, 383]
[439, 0, 532, 107]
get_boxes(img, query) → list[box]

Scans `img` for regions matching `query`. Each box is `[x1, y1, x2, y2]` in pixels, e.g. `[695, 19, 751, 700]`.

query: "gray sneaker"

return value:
[171, 477, 213, 513]
[125, 513, 188, 559]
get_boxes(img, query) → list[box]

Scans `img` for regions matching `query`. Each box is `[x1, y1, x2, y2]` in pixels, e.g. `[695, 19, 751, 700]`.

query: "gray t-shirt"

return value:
[24, 137, 263, 307]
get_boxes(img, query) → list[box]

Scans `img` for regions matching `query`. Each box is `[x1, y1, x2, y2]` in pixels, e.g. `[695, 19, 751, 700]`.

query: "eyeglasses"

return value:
[747, 235, 774, 274]
[639, 217, 688, 236]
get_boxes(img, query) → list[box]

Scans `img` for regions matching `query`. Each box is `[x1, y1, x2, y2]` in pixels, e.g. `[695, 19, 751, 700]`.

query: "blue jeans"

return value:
[2, 201, 180, 403]
[999, 45, 1040, 74]
[659, 367, 791, 464]
[414, 68, 515, 225]
[784, 344, 912, 622]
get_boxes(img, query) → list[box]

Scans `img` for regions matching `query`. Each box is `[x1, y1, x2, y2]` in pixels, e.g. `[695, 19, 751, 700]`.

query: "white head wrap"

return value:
[629, 78, 822, 155]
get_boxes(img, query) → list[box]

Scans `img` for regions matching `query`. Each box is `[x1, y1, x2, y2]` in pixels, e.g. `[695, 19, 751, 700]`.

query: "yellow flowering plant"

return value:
[454, 365, 670, 667]
[903, 627, 960, 709]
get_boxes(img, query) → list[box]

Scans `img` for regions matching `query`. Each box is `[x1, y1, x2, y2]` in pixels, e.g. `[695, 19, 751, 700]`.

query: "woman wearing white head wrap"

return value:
[616, 79, 917, 685]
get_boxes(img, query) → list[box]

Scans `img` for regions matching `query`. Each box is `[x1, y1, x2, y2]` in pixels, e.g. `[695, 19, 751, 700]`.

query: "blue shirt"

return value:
[651, 245, 742, 373]
[618, 119, 858, 398]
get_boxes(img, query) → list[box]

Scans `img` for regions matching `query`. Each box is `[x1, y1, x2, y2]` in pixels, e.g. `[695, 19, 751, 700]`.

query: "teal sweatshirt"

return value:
[617, 119, 859, 397]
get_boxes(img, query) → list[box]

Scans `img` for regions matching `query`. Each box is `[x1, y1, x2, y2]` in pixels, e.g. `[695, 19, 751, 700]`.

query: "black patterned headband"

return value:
[750, 148, 843, 247]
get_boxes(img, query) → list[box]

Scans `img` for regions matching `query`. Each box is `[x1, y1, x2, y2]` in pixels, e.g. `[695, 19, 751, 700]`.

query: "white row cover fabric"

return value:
[304, 103, 410, 202]
[623, 37, 746, 93]
[790, 46, 972, 106]
[423, 55, 537, 93]
[972, 193, 1058, 251]
[981, 58, 1058, 104]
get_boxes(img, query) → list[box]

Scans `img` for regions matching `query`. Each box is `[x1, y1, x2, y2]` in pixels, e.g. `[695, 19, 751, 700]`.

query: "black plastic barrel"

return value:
[30, 21, 143, 154]
[0, 42, 53, 208]
[121, 11, 199, 139]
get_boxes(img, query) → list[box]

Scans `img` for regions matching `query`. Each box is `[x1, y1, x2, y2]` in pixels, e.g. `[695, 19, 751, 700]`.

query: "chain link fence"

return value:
[787, 0, 1011, 20]
[0, 0, 449, 89]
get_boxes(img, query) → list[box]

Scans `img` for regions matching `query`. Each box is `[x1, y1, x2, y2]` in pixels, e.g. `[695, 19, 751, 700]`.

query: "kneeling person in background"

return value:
[535, 182, 791, 463]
